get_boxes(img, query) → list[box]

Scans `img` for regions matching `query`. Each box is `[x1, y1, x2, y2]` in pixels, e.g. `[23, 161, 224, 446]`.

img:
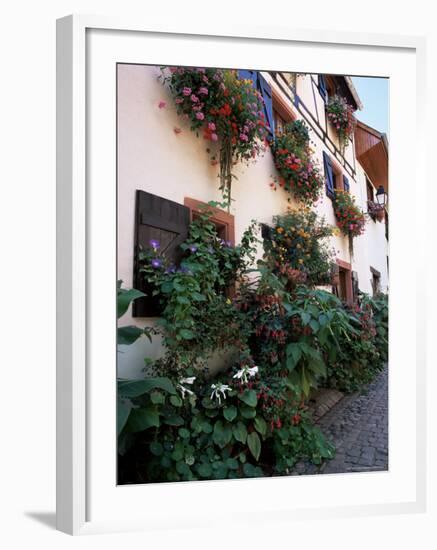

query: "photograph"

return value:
[116, 64, 389, 484]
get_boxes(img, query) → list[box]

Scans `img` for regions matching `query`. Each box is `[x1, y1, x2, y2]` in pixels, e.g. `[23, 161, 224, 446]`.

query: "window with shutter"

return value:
[237, 70, 274, 140]
[352, 271, 359, 302]
[318, 74, 328, 103]
[133, 190, 190, 317]
[323, 151, 335, 199]
[257, 73, 275, 140]
[343, 175, 350, 192]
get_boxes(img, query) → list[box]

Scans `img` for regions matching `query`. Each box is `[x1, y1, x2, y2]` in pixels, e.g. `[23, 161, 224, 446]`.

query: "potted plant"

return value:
[326, 94, 356, 151]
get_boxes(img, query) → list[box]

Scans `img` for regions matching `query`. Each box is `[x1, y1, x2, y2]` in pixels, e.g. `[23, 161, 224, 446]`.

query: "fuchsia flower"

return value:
[175, 98, 183, 104]
[239, 133, 248, 142]
[182, 87, 192, 96]
[208, 122, 216, 131]
[210, 133, 218, 142]
[196, 112, 205, 120]
[198, 87, 209, 96]
[158, 100, 167, 109]
[190, 94, 199, 103]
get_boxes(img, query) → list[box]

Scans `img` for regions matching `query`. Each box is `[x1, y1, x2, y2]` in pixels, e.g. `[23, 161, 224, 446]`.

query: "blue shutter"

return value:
[323, 151, 335, 199]
[257, 72, 274, 140]
[343, 175, 350, 192]
[237, 69, 258, 88]
[319, 75, 328, 103]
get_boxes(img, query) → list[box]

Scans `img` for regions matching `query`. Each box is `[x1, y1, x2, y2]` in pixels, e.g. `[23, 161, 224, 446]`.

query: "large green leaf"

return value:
[232, 421, 248, 443]
[117, 288, 145, 319]
[286, 342, 302, 371]
[117, 398, 132, 436]
[117, 325, 144, 346]
[212, 420, 233, 448]
[238, 390, 258, 408]
[118, 377, 176, 397]
[223, 405, 237, 422]
[254, 416, 267, 437]
[126, 406, 159, 432]
[247, 432, 261, 461]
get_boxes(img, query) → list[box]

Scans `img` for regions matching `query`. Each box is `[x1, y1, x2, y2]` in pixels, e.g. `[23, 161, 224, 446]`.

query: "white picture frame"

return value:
[56, 14, 427, 535]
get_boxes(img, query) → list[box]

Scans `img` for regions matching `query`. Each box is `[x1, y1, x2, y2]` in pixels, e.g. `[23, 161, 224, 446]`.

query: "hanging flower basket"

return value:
[271, 120, 325, 205]
[160, 67, 268, 209]
[332, 190, 366, 238]
[326, 95, 356, 151]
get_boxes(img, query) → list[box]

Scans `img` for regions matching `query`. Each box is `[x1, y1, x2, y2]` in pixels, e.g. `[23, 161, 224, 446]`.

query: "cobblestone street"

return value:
[292, 366, 388, 475]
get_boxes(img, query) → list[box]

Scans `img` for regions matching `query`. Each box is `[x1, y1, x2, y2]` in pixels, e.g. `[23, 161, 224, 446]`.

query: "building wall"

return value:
[117, 64, 388, 378]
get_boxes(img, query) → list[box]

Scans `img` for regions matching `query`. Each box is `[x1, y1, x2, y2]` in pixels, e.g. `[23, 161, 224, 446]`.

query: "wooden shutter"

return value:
[133, 190, 190, 317]
[257, 73, 275, 140]
[319, 75, 328, 103]
[352, 271, 359, 302]
[323, 151, 335, 199]
[343, 175, 350, 192]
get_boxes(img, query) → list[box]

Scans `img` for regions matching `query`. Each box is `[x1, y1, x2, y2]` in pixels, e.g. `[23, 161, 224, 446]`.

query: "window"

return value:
[366, 178, 374, 202]
[184, 197, 235, 246]
[273, 109, 286, 136]
[323, 152, 348, 198]
[133, 190, 191, 317]
[333, 259, 353, 304]
[237, 70, 274, 139]
[370, 267, 381, 296]
[319, 74, 336, 103]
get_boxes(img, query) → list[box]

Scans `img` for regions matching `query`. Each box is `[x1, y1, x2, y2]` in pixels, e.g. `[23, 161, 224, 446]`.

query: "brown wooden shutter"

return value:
[352, 271, 359, 302]
[133, 190, 190, 317]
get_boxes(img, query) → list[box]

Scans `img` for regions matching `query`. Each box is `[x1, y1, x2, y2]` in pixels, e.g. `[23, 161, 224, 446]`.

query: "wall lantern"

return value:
[375, 185, 387, 208]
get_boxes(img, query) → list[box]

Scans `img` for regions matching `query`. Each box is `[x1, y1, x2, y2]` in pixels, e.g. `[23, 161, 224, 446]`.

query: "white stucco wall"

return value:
[117, 64, 388, 378]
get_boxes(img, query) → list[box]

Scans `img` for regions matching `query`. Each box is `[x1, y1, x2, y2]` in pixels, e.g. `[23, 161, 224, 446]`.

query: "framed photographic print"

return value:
[56, 15, 427, 535]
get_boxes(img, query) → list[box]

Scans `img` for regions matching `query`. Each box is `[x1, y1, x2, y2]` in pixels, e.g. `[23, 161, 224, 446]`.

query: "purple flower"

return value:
[208, 122, 216, 131]
[239, 133, 248, 142]
[196, 112, 205, 121]
[182, 87, 192, 96]
[211, 133, 218, 142]
[198, 87, 209, 96]
[225, 240, 232, 247]
[149, 239, 160, 250]
[189, 245, 198, 253]
[151, 259, 162, 269]
[175, 98, 184, 104]
[207, 246, 214, 254]
[190, 94, 199, 103]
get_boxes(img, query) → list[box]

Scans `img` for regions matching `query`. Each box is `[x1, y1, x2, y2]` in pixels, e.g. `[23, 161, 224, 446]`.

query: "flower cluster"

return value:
[332, 189, 366, 238]
[271, 120, 325, 205]
[264, 208, 335, 287]
[160, 67, 268, 207]
[326, 95, 356, 149]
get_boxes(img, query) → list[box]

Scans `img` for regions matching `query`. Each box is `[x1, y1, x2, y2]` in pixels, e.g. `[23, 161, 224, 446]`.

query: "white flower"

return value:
[177, 377, 196, 399]
[232, 365, 259, 384]
[210, 383, 231, 404]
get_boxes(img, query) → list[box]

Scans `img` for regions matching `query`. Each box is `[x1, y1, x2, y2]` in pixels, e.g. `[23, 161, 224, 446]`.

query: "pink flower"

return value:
[182, 87, 192, 96]
[240, 133, 248, 142]
[195, 112, 205, 120]
[208, 122, 216, 131]
[191, 94, 199, 103]
[211, 133, 218, 142]
[158, 100, 167, 109]
[198, 87, 209, 95]
[175, 98, 184, 104]
[173, 127, 182, 134]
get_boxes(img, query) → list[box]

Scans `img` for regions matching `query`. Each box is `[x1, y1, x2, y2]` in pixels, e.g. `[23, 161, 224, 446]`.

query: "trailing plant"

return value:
[332, 189, 366, 238]
[271, 120, 325, 205]
[160, 67, 268, 208]
[326, 94, 356, 150]
[263, 208, 336, 287]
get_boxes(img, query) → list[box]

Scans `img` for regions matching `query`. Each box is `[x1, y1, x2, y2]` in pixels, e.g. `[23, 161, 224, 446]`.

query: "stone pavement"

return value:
[292, 366, 388, 475]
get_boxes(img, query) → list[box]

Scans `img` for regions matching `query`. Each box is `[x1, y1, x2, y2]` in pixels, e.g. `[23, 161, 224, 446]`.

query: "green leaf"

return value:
[170, 395, 183, 407]
[163, 414, 184, 426]
[254, 416, 267, 437]
[240, 406, 256, 419]
[198, 463, 212, 478]
[226, 458, 239, 470]
[247, 432, 262, 461]
[300, 311, 311, 325]
[223, 406, 237, 422]
[177, 296, 190, 305]
[126, 406, 159, 432]
[117, 399, 132, 436]
[150, 441, 163, 456]
[238, 390, 258, 408]
[117, 288, 145, 319]
[309, 319, 320, 333]
[150, 391, 165, 405]
[192, 292, 206, 301]
[118, 377, 176, 397]
[286, 342, 302, 371]
[178, 427, 190, 439]
[212, 420, 233, 448]
[232, 421, 248, 443]
[243, 462, 263, 477]
[117, 325, 145, 346]
[179, 328, 195, 340]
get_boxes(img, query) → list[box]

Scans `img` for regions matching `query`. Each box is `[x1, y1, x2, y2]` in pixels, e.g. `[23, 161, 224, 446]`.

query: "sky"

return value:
[351, 76, 389, 136]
